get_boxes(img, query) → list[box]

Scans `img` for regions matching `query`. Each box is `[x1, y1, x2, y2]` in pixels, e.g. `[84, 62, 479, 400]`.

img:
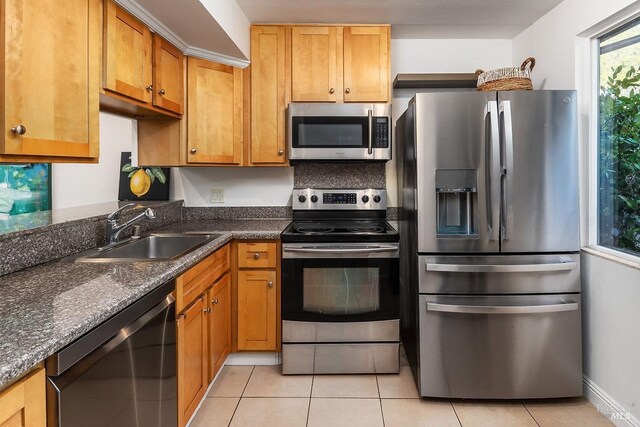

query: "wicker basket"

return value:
[475, 57, 535, 91]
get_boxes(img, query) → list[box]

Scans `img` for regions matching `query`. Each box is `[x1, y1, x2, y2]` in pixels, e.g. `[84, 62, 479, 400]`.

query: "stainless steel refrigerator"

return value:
[396, 90, 582, 399]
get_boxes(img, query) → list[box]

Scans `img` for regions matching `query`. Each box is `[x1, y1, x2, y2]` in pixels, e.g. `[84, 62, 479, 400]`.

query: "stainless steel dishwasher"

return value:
[46, 280, 177, 427]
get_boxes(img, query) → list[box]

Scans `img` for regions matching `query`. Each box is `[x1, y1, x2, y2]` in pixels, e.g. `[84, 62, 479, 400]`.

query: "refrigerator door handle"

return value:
[425, 260, 577, 273]
[486, 101, 501, 241]
[500, 100, 515, 241]
[426, 300, 579, 314]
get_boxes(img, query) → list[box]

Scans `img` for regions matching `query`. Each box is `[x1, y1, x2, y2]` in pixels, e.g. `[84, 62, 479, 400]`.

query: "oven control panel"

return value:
[293, 189, 387, 210]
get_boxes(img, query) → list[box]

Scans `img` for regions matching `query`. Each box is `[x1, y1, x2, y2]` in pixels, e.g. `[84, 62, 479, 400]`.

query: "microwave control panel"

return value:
[372, 117, 390, 148]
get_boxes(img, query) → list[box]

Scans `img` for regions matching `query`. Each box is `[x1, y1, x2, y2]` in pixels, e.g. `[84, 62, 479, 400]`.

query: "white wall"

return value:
[387, 38, 513, 206]
[52, 113, 136, 209]
[512, 0, 640, 424]
[171, 167, 293, 207]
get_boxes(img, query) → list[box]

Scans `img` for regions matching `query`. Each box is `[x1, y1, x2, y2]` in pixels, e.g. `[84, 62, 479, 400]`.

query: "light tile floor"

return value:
[191, 365, 614, 427]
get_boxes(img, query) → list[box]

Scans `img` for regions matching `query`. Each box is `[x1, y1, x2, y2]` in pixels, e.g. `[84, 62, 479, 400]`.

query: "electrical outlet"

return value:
[210, 189, 224, 203]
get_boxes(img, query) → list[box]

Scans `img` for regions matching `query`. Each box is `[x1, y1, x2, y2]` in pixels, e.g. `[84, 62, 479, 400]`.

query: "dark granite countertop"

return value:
[0, 219, 290, 390]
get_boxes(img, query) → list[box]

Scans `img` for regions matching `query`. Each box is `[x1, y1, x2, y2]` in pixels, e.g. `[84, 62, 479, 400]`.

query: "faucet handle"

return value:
[107, 203, 135, 221]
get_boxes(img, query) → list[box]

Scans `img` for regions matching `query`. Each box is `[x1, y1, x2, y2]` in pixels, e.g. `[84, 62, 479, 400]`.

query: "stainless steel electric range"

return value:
[281, 188, 400, 374]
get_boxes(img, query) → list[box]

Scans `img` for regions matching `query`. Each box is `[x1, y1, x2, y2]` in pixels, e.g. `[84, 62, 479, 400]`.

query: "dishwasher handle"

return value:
[427, 300, 579, 314]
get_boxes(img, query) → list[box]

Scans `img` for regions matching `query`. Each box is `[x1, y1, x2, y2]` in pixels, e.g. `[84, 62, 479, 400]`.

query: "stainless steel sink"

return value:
[75, 233, 223, 262]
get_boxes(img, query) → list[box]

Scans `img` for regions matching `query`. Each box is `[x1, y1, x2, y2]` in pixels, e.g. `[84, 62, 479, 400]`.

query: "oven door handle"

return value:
[283, 246, 398, 254]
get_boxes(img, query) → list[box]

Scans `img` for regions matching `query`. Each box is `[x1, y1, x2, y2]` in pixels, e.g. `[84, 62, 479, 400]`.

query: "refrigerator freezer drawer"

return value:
[419, 254, 580, 294]
[419, 294, 582, 399]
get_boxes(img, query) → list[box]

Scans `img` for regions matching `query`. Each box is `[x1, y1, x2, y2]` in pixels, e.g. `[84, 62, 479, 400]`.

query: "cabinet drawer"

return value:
[237, 242, 277, 269]
[177, 244, 230, 313]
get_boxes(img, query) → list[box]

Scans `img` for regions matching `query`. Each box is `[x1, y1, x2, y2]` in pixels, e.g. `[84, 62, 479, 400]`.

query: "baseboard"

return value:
[225, 352, 281, 366]
[583, 375, 640, 427]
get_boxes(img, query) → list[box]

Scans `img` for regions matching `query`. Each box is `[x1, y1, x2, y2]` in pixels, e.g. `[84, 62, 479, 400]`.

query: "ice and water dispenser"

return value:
[435, 169, 478, 237]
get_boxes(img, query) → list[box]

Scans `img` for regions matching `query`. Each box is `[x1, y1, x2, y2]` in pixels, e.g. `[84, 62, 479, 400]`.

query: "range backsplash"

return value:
[293, 162, 386, 189]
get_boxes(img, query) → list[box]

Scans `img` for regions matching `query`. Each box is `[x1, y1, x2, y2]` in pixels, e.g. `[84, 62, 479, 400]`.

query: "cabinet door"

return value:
[237, 270, 277, 351]
[153, 35, 185, 115]
[1, 0, 100, 159]
[343, 26, 389, 102]
[250, 26, 289, 164]
[291, 26, 338, 102]
[177, 297, 207, 427]
[208, 273, 231, 382]
[0, 368, 45, 426]
[187, 58, 242, 164]
[103, 0, 153, 103]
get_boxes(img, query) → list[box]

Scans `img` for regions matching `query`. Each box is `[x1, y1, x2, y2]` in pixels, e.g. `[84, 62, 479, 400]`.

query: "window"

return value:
[598, 17, 640, 257]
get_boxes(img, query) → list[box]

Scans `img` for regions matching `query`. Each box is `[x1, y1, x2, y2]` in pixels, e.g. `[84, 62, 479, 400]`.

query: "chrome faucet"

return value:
[106, 203, 156, 244]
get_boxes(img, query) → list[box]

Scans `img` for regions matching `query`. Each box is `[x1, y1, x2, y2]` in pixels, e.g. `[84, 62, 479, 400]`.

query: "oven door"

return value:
[281, 243, 399, 323]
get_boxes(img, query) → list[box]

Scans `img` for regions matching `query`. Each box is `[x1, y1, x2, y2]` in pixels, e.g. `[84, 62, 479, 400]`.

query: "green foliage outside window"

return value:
[599, 64, 640, 255]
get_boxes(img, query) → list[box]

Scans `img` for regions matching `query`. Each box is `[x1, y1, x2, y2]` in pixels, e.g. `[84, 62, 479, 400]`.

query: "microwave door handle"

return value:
[486, 101, 501, 241]
[368, 109, 373, 155]
[500, 100, 514, 241]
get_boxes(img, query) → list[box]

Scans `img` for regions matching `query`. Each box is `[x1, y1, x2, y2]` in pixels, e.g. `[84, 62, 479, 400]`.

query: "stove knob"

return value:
[361, 195, 369, 203]
[373, 195, 381, 203]
[298, 195, 307, 203]
[310, 195, 318, 203]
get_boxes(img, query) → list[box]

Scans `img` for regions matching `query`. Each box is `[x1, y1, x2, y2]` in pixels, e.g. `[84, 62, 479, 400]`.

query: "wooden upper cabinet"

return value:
[103, 0, 153, 104]
[291, 26, 339, 102]
[0, 0, 100, 161]
[250, 26, 289, 164]
[0, 367, 45, 426]
[187, 58, 243, 164]
[343, 26, 389, 102]
[152, 35, 185, 114]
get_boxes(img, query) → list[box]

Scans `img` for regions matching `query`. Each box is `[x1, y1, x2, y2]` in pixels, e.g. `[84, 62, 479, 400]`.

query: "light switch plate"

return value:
[210, 189, 224, 203]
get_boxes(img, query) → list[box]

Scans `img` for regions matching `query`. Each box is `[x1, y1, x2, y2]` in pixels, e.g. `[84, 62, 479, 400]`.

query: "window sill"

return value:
[581, 246, 640, 271]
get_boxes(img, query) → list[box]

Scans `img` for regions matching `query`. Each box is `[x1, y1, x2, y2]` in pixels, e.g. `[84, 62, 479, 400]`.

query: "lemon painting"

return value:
[118, 153, 169, 201]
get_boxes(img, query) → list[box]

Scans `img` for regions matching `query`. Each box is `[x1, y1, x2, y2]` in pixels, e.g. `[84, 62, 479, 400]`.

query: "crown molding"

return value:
[114, 0, 248, 68]
[184, 46, 250, 68]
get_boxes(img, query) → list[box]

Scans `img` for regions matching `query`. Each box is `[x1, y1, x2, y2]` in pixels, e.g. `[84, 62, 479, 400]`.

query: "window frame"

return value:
[588, 11, 640, 265]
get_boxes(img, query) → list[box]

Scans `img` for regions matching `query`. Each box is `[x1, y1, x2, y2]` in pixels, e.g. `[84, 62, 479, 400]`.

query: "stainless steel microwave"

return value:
[288, 103, 392, 161]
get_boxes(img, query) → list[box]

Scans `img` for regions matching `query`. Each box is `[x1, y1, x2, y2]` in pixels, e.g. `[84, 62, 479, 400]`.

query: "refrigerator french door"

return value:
[397, 90, 582, 399]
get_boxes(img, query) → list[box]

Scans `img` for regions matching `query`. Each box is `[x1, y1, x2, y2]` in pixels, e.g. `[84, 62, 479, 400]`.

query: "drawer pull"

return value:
[254, 253, 261, 260]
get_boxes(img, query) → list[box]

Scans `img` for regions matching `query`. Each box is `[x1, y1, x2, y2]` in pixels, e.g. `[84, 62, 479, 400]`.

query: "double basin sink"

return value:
[75, 233, 223, 262]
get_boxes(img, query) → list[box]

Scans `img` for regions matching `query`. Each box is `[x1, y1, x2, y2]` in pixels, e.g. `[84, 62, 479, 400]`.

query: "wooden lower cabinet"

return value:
[177, 296, 208, 427]
[0, 368, 45, 427]
[208, 273, 231, 382]
[237, 270, 277, 351]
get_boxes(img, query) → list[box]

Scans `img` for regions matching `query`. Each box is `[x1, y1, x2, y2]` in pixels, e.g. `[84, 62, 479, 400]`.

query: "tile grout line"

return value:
[306, 374, 314, 427]
[227, 365, 256, 427]
[450, 401, 464, 427]
[522, 402, 542, 427]
[376, 373, 386, 427]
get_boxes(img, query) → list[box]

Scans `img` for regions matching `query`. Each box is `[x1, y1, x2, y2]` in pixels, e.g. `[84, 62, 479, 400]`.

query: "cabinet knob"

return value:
[158, 88, 166, 95]
[145, 85, 153, 92]
[345, 88, 351, 94]
[204, 307, 211, 313]
[267, 281, 274, 288]
[254, 253, 261, 259]
[278, 150, 284, 155]
[11, 125, 27, 135]
[213, 299, 219, 304]
[329, 88, 335, 94]
[190, 148, 197, 154]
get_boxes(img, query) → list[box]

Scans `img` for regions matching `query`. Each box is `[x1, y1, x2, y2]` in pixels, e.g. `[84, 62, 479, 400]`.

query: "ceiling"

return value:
[236, 0, 564, 38]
